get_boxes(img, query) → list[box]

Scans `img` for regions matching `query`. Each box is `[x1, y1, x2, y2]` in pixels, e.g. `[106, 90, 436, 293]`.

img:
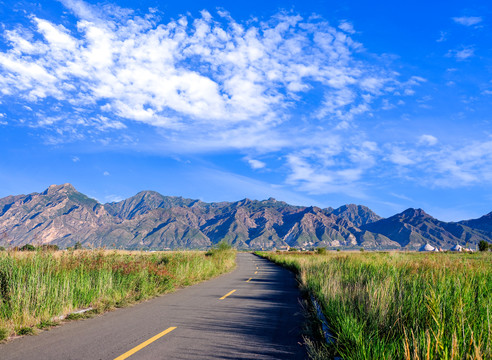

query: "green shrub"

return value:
[65, 313, 84, 321]
[206, 240, 233, 256]
[41, 244, 59, 251]
[17, 327, 34, 335]
[36, 320, 58, 329]
[19, 244, 35, 251]
[315, 247, 327, 255]
[0, 327, 8, 340]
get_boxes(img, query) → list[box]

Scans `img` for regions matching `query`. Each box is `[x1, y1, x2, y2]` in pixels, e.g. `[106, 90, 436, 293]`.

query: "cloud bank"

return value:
[0, 1, 399, 136]
[0, 0, 490, 199]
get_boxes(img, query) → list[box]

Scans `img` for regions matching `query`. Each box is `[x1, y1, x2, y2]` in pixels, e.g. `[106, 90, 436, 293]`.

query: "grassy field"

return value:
[258, 251, 491, 360]
[0, 247, 235, 340]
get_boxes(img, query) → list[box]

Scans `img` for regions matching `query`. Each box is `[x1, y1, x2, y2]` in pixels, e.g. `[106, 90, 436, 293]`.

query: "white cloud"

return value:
[436, 31, 447, 42]
[285, 140, 378, 198]
[247, 159, 266, 169]
[6, 1, 474, 197]
[338, 21, 355, 34]
[286, 136, 492, 195]
[0, 0, 407, 145]
[452, 16, 483, 26]
[385, 139, 492, 187]
[103, 171, 110, 176]
[454, 48, 475, 60]
[387, 147, 415, 166]
[194, 166, 323, 207]
[446, 47, 475, 61]
[418, 134, 438, 146]
[105, 194, 123, 202]
[72, 156, 80, 162]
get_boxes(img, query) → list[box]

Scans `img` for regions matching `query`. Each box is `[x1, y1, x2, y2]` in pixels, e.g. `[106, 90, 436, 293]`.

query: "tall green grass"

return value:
[259, 251, 491, 360]
[0, 248, 235, 339]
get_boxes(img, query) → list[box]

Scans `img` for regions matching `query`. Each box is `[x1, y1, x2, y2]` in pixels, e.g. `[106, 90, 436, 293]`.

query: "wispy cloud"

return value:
[386, 139, 492, 187]
[0, 0, 410, 146]
[247, 159, 266, 170]
[452, 16, 483, 26]
[418, 134, 438, 146]
[436, 31, 447, 42]
[7, 0, 474, 200]
[105, 194, 124, 203]
[338, 21, 356, 34]
[285, 135, 492, 197]
[285, 140, 378, 198]
[447, 47, 475, 60]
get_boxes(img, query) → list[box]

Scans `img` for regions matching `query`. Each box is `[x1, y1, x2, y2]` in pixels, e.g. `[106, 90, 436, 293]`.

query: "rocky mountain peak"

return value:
[399, 208, 432, 221]
[304, 205, 322, 213]
[331, 204, 382, 227]
[42, 183, 76, 196]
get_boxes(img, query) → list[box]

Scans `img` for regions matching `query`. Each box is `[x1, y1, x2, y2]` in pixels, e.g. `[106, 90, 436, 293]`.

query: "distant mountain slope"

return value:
[459, 212, 492, 233]
[361, 208, 490, 249]
[0, 184, 490, 250]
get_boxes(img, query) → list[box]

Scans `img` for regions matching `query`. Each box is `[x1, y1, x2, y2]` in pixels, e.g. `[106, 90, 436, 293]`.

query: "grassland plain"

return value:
[0, 247, 235, 340]
[258, 251, 491, 360]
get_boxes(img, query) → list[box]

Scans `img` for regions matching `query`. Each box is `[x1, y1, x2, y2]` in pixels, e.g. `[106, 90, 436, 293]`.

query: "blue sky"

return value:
[0, 0, 491, 221]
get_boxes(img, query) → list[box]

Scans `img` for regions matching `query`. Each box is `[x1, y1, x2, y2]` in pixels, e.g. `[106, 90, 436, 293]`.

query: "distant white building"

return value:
[419, 243, 437, 252]
[450, 244, 463, 252]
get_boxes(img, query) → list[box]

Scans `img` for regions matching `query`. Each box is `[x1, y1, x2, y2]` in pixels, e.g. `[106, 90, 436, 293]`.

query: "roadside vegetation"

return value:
[258, 250, 491, 360]
[0, 245, 235, 340]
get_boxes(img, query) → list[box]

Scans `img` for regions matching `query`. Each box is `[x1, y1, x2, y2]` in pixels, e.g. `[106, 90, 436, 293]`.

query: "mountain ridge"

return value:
[0, 184, 490, 250]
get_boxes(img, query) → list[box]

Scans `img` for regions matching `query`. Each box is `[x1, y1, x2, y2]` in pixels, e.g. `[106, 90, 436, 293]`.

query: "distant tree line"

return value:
[0, 241, 86, 252]
[0, 244, 60, 251]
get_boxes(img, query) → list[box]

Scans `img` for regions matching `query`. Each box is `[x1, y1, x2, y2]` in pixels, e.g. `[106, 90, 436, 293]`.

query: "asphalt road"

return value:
[0, 253, 306, 359]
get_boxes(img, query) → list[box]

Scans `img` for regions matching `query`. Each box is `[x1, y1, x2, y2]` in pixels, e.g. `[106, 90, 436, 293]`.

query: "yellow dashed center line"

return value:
[113, 326, 176, 360]
[246, 277, 252, 282]
[220, 289, 236, 300]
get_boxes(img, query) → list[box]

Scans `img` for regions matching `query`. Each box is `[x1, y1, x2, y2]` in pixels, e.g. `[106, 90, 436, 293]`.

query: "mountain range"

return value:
[0, 184, 490, 250]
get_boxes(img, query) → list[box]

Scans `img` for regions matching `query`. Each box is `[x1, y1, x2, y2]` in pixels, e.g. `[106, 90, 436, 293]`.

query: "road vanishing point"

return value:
[1, 253, 306, 359]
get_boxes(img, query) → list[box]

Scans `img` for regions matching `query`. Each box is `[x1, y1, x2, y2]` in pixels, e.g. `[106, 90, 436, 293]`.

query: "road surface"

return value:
[0, 253, 306, 359]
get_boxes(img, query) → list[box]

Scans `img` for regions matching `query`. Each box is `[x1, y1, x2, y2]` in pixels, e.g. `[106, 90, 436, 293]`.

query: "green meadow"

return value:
[259, 251, 491, 360]
[0, 247, 235, 340]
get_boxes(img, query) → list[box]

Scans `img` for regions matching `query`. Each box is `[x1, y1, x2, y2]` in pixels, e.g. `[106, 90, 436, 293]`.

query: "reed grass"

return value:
[258, 251, 491, 360]
[0, 248, 235, 339]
